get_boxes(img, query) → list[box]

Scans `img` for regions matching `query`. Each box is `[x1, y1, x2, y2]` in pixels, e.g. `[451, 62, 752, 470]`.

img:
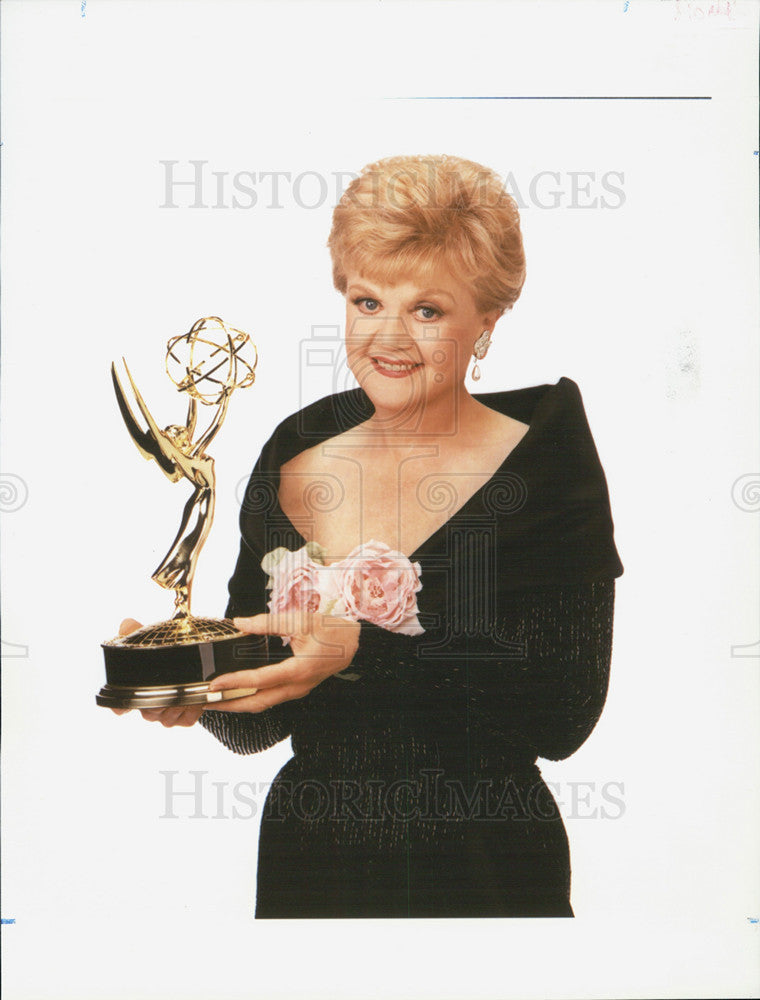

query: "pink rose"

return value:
[261, 539, 425, 644]
[333, 539, 424, 636]
[262, 543, 325, 645]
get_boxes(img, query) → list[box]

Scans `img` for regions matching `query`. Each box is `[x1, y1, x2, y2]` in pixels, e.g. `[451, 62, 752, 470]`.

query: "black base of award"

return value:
[98, 617, 268, 708]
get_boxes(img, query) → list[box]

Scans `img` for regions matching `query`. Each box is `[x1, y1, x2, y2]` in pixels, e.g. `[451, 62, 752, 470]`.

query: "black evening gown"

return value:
[200, 376, 624, 918]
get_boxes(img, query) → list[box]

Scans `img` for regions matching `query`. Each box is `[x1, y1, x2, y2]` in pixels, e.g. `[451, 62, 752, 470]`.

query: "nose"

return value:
[355, 314, 419, 359]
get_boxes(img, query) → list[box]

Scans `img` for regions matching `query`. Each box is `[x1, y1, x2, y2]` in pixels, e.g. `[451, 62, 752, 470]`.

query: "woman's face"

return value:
[343, 266, 501, 417]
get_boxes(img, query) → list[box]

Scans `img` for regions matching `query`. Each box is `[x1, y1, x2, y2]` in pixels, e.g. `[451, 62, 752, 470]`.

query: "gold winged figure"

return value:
[111, 318, 256, 622]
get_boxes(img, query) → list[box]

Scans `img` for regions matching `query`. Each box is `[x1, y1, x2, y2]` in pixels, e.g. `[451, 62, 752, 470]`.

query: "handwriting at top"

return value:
[673, 0, 736, 20]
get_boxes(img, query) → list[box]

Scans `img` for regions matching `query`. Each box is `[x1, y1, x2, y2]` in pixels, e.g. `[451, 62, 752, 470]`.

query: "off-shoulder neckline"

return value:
[267, 378, 573, 563]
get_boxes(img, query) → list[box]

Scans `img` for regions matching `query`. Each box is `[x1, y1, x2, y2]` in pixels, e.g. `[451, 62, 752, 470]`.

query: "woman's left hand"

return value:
[204, 611, 361, 714]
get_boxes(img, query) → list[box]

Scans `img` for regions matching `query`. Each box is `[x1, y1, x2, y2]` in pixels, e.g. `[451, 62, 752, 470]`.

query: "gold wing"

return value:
[111, 361, 185, 483]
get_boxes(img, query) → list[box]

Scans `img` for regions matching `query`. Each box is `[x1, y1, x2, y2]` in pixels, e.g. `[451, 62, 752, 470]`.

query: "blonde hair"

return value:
[327, 154, 526, 314]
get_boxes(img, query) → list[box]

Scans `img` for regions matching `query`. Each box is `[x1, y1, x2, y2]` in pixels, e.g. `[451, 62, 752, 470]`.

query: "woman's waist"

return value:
[288, 732, 538, 780]
[265, 753, 559, 834]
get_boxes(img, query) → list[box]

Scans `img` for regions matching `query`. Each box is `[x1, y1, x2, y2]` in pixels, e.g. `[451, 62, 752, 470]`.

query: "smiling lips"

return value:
[371, 356, 423, 378]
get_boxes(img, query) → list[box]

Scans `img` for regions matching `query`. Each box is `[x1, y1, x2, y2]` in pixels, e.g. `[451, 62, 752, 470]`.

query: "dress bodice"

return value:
[202, 376, 623, 765]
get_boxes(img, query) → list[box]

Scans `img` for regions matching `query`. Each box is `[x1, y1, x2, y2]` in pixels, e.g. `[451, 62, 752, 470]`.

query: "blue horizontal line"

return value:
[388, 96, 712, 101]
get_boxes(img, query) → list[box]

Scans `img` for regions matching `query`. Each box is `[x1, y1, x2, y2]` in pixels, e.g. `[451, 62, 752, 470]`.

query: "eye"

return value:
[416, 305, 441, 321]
[353, 296, 381, 313]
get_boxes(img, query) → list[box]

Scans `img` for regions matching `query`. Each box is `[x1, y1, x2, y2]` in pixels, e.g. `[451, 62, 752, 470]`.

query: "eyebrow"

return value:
[347, 284, 456, 304]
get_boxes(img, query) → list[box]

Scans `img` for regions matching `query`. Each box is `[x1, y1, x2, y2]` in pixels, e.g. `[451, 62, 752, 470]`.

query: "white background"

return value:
[1, 1, 758, 998]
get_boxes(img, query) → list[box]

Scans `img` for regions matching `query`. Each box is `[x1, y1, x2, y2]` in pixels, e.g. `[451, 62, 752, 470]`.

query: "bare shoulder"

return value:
[472, 402, 529, 450]
[280, 427, 356, 478]
[497, 410, 530, 436]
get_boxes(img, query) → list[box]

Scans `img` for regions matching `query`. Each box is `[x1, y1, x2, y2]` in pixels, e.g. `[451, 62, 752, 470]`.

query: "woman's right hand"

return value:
[109, 618, 205, 727]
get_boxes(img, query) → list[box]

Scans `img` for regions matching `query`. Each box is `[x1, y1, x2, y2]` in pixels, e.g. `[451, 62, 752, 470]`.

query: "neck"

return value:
[360, 383, 486, 448]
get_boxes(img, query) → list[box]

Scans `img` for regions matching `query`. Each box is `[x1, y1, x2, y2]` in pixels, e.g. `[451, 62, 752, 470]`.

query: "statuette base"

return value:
[98, 616, 267, 708]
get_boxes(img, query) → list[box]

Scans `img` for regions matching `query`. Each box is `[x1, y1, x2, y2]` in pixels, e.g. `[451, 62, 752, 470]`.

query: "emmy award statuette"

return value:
[97, 317, 266, 709]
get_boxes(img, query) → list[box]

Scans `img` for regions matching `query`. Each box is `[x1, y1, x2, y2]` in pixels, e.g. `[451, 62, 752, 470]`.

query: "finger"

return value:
[110, 708, 132, 716]
[138, 705, 204, 725]
[205, 683, 305, 714]
[175, 706, 205, 727]
[140, 708, 170, 721]
[206, 658, 301, 695]
[204, 685, 260, 703]
[234, 611, 317, 637]
[234, 615, 358, 663]
[159, 706, 192, 727]
[119, 618, 143, 637]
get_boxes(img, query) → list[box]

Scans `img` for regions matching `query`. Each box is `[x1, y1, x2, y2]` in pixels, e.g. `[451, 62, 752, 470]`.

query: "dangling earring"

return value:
[470, 330, 492, 382]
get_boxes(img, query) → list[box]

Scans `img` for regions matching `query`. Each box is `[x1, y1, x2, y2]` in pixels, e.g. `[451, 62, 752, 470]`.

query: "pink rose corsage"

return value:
[261, 539, 424, 646]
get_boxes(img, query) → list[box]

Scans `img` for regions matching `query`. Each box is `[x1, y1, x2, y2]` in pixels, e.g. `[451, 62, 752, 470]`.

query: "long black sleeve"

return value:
[198, 449, 295, 756]
[351, 579, 616, 762]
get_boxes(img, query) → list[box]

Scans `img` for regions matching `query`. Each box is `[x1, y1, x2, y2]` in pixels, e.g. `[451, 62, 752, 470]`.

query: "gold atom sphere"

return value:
[165, 316, 257, 406]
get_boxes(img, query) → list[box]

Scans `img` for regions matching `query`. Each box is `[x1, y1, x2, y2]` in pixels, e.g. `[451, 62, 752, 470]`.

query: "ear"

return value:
[480, 307, 505, 335]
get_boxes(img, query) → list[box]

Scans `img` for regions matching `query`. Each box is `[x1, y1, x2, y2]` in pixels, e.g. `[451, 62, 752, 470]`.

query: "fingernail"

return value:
[206, 691, 223, 703]
[234, 616, 259, 632]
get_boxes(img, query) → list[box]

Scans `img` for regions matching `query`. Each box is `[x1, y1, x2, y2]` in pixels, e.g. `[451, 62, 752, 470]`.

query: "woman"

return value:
[124, 154, 624, 918]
